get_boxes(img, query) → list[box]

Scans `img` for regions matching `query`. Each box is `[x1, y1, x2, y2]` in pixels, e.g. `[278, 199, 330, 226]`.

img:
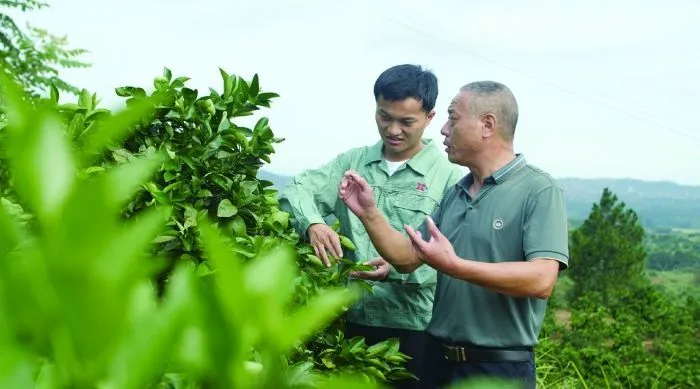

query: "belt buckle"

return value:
[444, 345, 467, 362]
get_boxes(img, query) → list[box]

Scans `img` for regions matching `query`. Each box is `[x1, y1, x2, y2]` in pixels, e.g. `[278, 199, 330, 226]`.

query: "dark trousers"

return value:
[345, 322, 427, 389]
[422, 334, 536, 389]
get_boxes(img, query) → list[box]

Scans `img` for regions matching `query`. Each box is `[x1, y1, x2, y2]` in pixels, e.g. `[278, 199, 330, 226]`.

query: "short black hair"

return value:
[373, 64, 438, 113]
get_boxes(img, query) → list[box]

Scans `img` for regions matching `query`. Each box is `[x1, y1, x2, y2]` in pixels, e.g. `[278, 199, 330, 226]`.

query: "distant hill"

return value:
[559, 178, 700, 230]
[258, 171, 700, 230]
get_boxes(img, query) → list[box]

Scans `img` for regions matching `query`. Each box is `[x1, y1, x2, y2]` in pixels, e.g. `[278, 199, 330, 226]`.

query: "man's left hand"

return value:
[349, 257, 391, 281]
[404, 216, 459, 274]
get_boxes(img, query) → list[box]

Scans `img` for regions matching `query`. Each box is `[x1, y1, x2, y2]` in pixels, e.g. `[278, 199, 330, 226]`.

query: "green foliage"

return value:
[568, 188, 649, 306]
[538, 188, 700, 388]
[67, 67, 292, 289]
[0, 68, 398, 388]
[0, 0, 89, 97]
[645, 229, 700, 271]
[648, 269, 700, 301]
[0, 66, 420, 387]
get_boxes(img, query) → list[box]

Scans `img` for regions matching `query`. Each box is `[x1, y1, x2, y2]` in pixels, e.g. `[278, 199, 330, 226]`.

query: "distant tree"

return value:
[568, 188, 649, 307]
[0, 0, 89, 97]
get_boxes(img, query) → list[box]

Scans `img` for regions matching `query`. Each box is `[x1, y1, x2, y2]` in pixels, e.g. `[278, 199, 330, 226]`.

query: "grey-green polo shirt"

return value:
[418, 154, 570, 347]
[279, 139, 464, 331]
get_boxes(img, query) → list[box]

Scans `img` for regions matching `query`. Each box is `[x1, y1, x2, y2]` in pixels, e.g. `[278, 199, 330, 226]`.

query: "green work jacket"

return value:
[279, 139, 464, 330]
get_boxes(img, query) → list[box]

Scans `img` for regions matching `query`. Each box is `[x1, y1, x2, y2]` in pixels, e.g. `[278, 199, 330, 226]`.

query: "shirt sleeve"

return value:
[523, 185, 570, 269]
[278, 151, 353, 238]
[382, 204, 443, 285]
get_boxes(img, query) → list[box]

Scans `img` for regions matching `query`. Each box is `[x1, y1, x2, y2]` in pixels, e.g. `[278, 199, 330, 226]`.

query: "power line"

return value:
[342, 0, 700, 143]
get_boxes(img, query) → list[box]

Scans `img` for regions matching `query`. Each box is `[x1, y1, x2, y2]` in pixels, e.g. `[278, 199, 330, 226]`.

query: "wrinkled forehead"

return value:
[448, 91, 471, 115]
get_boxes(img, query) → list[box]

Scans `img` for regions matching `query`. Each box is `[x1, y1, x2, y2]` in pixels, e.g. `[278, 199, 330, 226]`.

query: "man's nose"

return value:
[440, 121, 450, 136]
[386, 122, 402, 136]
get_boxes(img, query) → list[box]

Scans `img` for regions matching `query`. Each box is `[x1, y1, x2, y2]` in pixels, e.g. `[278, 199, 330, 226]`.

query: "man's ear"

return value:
[481, 113, 497, 138]
[426, 109, 436, 121]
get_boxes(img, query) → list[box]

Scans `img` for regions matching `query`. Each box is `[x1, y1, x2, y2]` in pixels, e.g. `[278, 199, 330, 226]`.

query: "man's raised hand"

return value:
[338, 170, 376, 219]
[404, 216, 459, 274]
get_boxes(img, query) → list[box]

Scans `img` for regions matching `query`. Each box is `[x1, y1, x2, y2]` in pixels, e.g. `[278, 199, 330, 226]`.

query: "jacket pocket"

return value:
[393, 193, 439, 220]
[387, 193, 440, 285]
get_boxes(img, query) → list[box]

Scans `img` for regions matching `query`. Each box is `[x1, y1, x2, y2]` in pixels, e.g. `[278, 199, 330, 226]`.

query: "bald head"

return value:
[459, 81, 519, 141]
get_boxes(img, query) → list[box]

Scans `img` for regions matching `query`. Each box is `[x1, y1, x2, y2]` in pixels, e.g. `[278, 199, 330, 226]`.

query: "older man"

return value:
[338, 81, 570, 389]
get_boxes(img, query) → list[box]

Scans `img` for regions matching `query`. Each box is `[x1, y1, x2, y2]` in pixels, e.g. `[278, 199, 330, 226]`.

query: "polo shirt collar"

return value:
[364, 139, 439, 176]
[457, 153, 527, 190]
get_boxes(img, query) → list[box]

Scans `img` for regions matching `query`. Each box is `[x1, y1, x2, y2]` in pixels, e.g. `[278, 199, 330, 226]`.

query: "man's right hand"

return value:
[307, 223, 343, 267]
[338, 170, 377, 219]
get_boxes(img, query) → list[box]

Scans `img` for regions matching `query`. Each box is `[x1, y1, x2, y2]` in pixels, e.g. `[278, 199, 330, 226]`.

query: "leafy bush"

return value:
[0, 68, 405, 388]
[0, 67, 418, 387]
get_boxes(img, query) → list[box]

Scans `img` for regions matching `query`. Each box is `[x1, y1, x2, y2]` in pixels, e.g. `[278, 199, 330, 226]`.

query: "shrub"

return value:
[0, 67, 414, 387]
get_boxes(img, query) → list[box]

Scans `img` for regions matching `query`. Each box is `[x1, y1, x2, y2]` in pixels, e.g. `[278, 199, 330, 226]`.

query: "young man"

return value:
[338, 81, 570, 389]
[278, 64, 463, 389]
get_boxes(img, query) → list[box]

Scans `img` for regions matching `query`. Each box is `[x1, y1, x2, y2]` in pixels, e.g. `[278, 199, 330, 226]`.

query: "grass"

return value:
[648, 269, 700, 300]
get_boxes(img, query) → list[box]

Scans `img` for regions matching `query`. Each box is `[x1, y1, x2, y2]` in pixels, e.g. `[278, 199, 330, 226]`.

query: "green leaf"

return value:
[240, 181, 258, 198]
[257, 92, 279, 100]
[105, 152, 164, 210]
[103, 265, 194, 389]
[80, 96, 157, 160]
[153, 235, 176, 243]
[230, 216, 247, 237]
[49, 83, 59, 103]
[217, 199, 238, 218]
[221, 68, 233, 99]
[97, 205, 169, 284]
[171, 76, 190, 89]
[79, 89, 92, 109]
[184, 206, 198, 229]
[85, 108, 112, 122]
[249, 73, 260, 97]
[115, 86, 147, 98]
[6, 109, 75, 222]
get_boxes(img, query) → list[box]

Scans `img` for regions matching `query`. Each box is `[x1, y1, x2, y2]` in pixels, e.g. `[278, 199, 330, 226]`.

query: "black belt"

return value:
[442, 344, 532, 363]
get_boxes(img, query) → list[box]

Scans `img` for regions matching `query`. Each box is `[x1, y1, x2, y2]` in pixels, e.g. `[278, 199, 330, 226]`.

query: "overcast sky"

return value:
[11, 0, 700, 185]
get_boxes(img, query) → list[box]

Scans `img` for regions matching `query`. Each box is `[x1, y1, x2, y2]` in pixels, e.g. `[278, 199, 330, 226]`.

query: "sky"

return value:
[10, 0, 700, 185]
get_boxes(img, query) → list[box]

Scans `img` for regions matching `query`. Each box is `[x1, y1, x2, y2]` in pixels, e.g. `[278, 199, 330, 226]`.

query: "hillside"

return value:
[259, 171, 700, 230]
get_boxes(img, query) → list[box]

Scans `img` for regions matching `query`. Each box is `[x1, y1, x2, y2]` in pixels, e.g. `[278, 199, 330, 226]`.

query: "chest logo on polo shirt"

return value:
[415, 182, 427, 192]
[493, 218, 504, 230]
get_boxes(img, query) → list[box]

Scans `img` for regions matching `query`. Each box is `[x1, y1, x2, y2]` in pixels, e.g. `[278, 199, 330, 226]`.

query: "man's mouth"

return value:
[386, 137, 403, 146]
